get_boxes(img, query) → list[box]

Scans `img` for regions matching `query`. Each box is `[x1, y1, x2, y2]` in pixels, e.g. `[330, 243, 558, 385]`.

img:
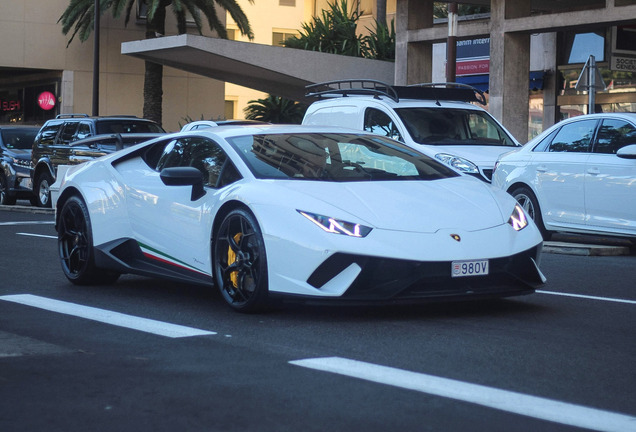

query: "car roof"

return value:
[307, 95, 485, 111]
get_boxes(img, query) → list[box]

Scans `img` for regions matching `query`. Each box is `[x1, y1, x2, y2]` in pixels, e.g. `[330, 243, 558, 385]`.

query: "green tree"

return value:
[59, 0, 254, 126]
[244, 95, 306, 124]
[283, 0, 394, 61]
[283, 0, 363, 57]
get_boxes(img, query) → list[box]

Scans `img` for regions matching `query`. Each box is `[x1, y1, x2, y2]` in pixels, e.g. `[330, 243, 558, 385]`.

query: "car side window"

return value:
[364, 108, 403, 142]
[547, 119, 597, 153]
[37, 123, 62, 146]
[594, 119, 636, 154]
[76, 122, 92, 140]
[59, 122, 79, 145]
[155, 137, 237, 188]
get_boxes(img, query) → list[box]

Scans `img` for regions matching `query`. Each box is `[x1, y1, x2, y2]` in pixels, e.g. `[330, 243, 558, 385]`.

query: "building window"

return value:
[273, 31, 298, 46]
[225, 100, 236, 119]
[563, 31, 605, 64]
[137, 0, 148, 21]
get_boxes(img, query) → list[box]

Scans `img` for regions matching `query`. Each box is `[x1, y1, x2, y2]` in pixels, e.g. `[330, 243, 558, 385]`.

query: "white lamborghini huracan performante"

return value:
[54, 124, 546, 312]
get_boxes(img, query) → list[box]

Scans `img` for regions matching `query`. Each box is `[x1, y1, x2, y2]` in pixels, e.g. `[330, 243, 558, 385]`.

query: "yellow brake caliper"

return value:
[227, 233, 242, 288]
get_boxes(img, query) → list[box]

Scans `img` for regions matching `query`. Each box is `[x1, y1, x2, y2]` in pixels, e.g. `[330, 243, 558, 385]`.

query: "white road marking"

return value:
[17, 232, 57, 239]
[0, 294, 216, 338]
[290, 357, 636, 432]
[0, 221, 54, 225]
[537, 290, 636, 305]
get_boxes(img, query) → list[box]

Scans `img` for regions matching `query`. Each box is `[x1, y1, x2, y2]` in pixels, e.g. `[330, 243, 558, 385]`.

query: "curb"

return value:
[0, 204, 54, 215]
[543, 241, 631, 256]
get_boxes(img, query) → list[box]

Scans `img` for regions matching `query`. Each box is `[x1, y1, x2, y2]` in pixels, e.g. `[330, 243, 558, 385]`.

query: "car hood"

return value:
[419, 145, 518, 168]
[3, 148, 31, 158]
[272, 176, 507, 233]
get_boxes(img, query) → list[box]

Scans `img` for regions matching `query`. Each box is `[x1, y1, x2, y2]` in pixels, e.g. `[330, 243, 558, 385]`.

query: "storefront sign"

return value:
[38, 91, 56, 110]
[0, 99, 21, 111]
[456, 38, 490, 76]
[611, 55, 636, 72]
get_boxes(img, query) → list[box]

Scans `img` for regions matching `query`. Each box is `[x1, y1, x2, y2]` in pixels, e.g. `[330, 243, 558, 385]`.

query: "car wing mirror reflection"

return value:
[616, 144, 636, 159]
[159, 167, 206, 201]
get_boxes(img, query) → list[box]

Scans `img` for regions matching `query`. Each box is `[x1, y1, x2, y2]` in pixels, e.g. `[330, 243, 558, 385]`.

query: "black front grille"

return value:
[307, 246, 541, 301]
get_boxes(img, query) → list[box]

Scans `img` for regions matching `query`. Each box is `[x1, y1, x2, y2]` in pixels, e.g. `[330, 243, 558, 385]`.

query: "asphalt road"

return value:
[1, 207, 635, 432]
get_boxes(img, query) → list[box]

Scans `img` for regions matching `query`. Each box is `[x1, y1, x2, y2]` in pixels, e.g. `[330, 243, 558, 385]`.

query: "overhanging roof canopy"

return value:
[121, 34, 395, 104]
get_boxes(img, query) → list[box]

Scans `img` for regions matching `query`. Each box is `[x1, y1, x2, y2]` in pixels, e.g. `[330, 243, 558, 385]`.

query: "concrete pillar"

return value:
[541, 33, 558, 129]
[395, 0, 434, 85]
[489, 0, 531, 142]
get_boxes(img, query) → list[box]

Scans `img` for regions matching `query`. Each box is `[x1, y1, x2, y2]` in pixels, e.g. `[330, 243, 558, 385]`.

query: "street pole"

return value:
[92, 0, 100, 116]
[588, 55, 596, 114]
[446, 2, 458, 82]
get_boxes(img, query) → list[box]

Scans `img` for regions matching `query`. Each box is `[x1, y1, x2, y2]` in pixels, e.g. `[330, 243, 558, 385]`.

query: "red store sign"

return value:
[38, 91, 56, 110]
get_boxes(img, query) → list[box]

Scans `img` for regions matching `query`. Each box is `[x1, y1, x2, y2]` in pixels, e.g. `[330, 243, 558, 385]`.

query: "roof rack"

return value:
[403, 82, 487, 105]
[305, 80, 487, 105]
[305, 80, 399, 102]
[56, 113, 89, 119]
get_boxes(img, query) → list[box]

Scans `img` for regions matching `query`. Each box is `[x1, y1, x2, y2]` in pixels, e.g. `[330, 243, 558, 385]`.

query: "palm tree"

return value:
[244, 95, 306, 124]
[59, 0, 254, 126]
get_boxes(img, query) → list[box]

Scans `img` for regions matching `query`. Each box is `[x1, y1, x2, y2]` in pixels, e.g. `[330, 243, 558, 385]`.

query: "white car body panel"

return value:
[492, 113, 636, 238]
[55, 125, 544, 305]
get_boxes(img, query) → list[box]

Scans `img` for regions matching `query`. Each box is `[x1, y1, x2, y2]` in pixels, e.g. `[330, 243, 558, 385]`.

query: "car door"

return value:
[584, 117, 636, 234]
[529, 118, 597, 227]
[49, 121, 78, 170]
[121, 136, 233, 274]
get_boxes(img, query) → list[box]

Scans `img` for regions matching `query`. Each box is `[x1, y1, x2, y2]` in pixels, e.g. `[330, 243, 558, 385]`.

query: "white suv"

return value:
[302, 80, 520, 182]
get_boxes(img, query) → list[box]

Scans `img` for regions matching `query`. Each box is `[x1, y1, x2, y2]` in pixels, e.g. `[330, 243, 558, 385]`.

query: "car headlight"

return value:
[508, 204, 528, 231]
[298, 210, 372, 237]
[435, 153, 479, 174]
[13, 158, 31, 168]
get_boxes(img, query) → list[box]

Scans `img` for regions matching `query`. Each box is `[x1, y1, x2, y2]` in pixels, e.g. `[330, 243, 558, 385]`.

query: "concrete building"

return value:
[396, 0, 636, 141]
[0, 0, 231, 131]
[4, 1, 636, 140]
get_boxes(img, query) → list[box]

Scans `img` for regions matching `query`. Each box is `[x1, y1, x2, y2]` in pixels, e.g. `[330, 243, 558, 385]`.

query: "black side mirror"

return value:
[160, 167, 206, 201]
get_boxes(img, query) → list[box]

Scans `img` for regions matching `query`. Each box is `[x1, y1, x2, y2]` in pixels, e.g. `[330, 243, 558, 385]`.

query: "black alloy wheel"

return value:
[58, 195, 119, 285]
[213, 208, 268, 312]
[510, 185, 551, 240]
[35, 171, 54, 208]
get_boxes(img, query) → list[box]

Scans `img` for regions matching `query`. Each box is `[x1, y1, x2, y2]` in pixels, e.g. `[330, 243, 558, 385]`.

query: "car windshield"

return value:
[1, 128, 38, 149]
[227, 133, 459, 181]
[395, 108, 518, 147]
[96, 120, 165, 135]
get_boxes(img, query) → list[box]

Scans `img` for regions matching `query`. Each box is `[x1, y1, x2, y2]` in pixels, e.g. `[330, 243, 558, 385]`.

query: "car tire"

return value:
[213, 208, 268, 312]
[35, 171, 54, 208]
[509, 186, 552, 241]
[58, 195, 120, 285]
[0, 174, 16, 205]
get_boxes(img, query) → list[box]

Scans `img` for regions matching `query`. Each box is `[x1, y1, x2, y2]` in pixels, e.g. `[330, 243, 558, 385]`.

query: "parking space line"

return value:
[290, 357, 636, 432]
[537, 290, 636, 305]
[0, 294, 216, 338]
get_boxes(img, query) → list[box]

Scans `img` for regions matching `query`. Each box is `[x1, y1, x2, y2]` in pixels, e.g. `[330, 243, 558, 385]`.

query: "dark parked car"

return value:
[0, 125, 39, 205]
[31, 114, 165, 207]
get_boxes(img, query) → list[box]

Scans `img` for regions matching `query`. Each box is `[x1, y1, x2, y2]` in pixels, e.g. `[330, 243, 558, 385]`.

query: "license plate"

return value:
[451, 259, 489, 278]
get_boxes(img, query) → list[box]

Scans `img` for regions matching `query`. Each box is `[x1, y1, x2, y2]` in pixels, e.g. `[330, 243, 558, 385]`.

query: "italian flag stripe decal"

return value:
[138, 242, 209, 276]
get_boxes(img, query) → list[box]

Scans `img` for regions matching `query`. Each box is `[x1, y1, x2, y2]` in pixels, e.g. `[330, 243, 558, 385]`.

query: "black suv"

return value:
[0, 125, 39, 205]
[31, 114, 165, 207]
